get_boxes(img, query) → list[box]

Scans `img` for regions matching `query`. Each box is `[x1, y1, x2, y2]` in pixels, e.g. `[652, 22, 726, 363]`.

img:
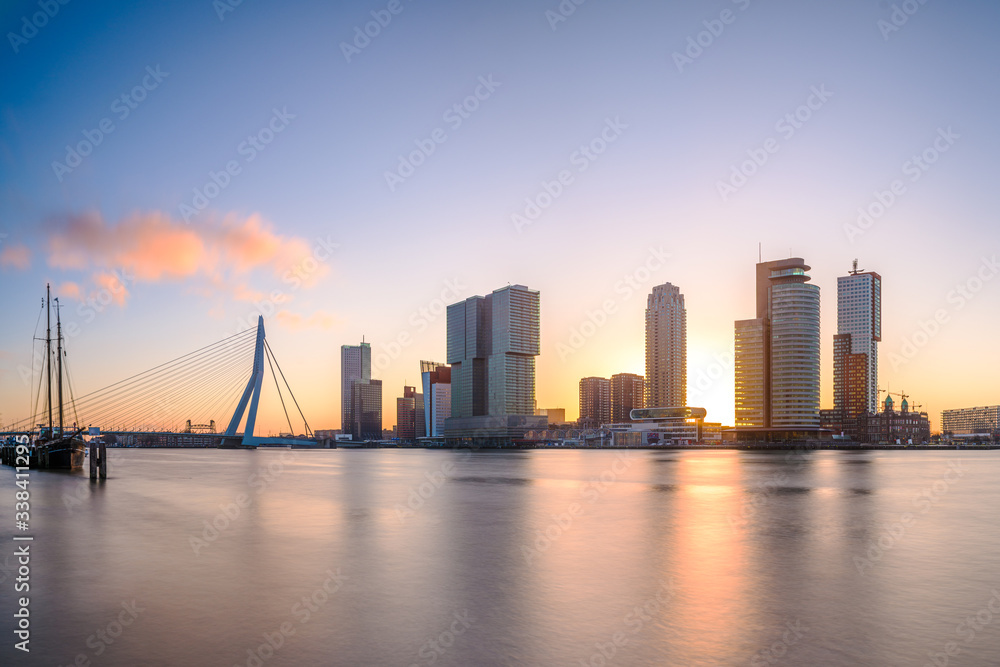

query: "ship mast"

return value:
[46, 283, 52, 436]
[57, 297, 64, 437]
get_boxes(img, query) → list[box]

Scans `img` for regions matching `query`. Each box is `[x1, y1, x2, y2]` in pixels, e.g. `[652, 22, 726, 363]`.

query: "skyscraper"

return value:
[350, 378, 382, 441]
[645, 283, 687, 408]
[579, 376, 611, 427]
[420, 360, 451, 438]
[396, 385, 424, 442]
[734, 258, 821, 432]
[341, 341, 371, 433]
[835, 261, 881, 417]
[444, 284, 545, 442]
[611, 373, 645, 423]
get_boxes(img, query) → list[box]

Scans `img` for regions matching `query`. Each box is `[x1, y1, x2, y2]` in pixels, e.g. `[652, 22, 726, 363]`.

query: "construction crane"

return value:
[879, 388, 918, 412]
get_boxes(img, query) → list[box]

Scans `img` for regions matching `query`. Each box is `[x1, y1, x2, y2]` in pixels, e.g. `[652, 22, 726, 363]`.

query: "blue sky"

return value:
[1, 0, 998, 433]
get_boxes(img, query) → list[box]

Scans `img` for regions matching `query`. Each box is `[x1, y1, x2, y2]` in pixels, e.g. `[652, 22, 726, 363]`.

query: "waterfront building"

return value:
[611, 372, 645, 423]
[350, 378, 382, 441]
[941, 405, 1000, 440]
[396, 386, 424, 442]
[341, 341, 371, 433]
[609, 407, 722, 446]
[536, 408, 567, 425]
[734, 257, 822, 440]
[579, 377, 611, 428]
[444, 284, 546, 443]
[420, 361, 451, 438]
[645, 283, 687, 408]
[834, 261, 882, 418]
[822, 395, 930, 444]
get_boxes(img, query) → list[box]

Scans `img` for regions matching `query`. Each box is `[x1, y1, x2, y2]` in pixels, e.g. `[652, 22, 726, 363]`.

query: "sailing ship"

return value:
[32, 284, 86, 469]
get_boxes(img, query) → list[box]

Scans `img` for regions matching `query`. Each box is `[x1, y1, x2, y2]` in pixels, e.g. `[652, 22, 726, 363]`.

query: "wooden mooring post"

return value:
[89, 441, 107, 480]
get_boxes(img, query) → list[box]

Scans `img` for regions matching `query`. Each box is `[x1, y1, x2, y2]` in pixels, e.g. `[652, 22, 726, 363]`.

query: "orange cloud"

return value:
[44, 210, 328, 299]
[57, 281, 83, 301]
[0, 243, 30, 270]
[92, 271, 129, 307]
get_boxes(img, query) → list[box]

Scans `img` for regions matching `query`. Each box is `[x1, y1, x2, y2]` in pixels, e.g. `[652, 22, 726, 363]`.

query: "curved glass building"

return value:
[735, 257, 821, 431]
[770, 272, 821, 427]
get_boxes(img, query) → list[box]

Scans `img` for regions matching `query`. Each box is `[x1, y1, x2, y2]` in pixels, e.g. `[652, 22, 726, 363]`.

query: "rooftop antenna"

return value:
[850, 258, 864, 275]
[758, 242, 761, 263]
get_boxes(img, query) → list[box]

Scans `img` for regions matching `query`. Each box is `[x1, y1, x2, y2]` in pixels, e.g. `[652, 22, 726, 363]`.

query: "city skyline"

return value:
[0, 246, 996, 435]
[1, 1, 998, 435]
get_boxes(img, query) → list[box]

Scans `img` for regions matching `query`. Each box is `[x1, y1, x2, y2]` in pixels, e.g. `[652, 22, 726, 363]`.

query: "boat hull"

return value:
[36, 437, 87, 470]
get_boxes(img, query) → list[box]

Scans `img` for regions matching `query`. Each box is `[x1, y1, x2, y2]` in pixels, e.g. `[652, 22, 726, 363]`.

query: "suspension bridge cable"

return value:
[88, 342, 253, 427]
[69, 332, 255, 422]
[156, 356, 252, 430]
[264, 339, 312, 437]
[11, 328, 256, 432]
[195, 369, 252, 430]
[265, 342, 294, 436]
[66, 327, 256, 406]
[210, 373, 253, 434]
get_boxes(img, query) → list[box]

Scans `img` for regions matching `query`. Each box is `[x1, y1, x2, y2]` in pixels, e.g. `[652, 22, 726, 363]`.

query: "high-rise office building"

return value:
[735, 318, 768, 427]
[645, 283, 687, 408]
[734, 258, 821, 432]
[420, 360, 451, 438]
[835, 262, 881, 417]
[341, 341, 371, 433]
[579, 376, 611, 427]
[396, 385, 424, 442]
[350, 378, 382, 440]
[611, 373, 644, 423]
[444, 284, 545, 442]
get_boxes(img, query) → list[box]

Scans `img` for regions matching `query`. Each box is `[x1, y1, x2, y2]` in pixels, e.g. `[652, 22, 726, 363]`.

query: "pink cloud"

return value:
[92, 271, 129, 307]
[57, 281, 83, 301]
[43, 211, 328, 300]
[0, 243, 31, 270]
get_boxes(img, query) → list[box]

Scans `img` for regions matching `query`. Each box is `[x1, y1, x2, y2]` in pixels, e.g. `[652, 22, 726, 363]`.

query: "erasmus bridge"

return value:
[2, 317, 315, 448]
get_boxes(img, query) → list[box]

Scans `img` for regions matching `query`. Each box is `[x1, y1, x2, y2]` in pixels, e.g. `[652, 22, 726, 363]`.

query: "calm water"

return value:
[1, 448, 999, 666]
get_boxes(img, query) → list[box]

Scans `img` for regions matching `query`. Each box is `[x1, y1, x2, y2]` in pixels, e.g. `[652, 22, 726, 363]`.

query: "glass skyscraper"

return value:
[341, 341, 371, 434]
[735, 258, 821, 430]
[444, 284, 545, 442]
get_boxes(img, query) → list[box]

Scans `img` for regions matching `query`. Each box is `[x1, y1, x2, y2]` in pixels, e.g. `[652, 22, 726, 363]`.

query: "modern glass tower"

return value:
[835, 262, 881, 417]
[444, 284, 545, 442]
[735, 258, 821, 429]
[645, 283, 687, 409]
[341, 341, 371, 433]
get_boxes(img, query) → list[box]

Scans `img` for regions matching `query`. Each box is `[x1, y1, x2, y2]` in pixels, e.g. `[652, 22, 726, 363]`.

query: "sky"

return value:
[1, 0, 998, 435]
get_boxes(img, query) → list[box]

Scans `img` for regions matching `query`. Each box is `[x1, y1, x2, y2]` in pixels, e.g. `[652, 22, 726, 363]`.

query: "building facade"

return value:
[420, 360, 451, 438]
[734, 318, 768, 427]
[942, 406, 1000, 439]
[645, 283, 687, 408]
[611, 373, 644, 423]
[444, 284, 545, 442]
[579, 376, 611, 428]
[341, 341, 371, 433]
[834, 263, 882, 417]
[734, 258, 821, 434]
[350, 378, 382, 441]
[396, 385, 425, 442]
